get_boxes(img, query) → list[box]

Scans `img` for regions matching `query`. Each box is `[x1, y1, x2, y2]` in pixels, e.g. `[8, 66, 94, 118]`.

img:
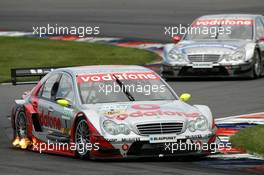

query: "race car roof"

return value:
[55, 65, 152, 75]
[198, 14, 263, 19]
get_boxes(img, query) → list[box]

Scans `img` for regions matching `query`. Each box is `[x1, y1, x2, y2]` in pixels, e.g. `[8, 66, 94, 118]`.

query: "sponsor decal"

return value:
[105, 138, 141, 142]
[149, 135, 177, 143]
[193, 19, 253, 26]
[185, 133, 214, 139]
[122, 138, 141, 142]
[186, 134, 203, 139]
[99, 104, 128, 117]
[105, 138, 118, 142]
[39, 111, 61, 130]
[29, 68, 55, 74]
[77, 72, 159, 83]
[105, 104, 200, 120]
[192, 62, 213, 69]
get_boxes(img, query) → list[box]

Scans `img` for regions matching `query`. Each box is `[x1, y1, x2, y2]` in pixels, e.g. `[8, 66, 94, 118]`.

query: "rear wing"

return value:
[11, 67, 60, 85]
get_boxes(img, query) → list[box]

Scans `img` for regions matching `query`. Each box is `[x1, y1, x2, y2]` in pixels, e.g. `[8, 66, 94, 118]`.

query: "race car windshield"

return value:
[184, 19, 253, 40]
[77, 77, 176, 104]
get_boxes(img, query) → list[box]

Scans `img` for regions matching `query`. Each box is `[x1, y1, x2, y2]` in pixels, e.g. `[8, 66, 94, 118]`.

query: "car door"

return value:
[37, 73, 61, 141]
[51, 73, 75, 139]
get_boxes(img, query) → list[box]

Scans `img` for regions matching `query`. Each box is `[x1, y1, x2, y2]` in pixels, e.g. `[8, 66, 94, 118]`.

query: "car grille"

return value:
[188, 54, 220, 63]
[136, 122, 184, 135]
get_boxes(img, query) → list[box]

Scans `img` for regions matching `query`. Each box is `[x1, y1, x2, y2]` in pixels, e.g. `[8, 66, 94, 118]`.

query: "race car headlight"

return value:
[168, 49, 185, 62]
[188, 120, 196, 132]
[223, 49, 245, 62]
[103, 120, 130, 135]
[194, 117, 208, 131]
[188, 116, 208, 132]
[118, 124, 131, 135]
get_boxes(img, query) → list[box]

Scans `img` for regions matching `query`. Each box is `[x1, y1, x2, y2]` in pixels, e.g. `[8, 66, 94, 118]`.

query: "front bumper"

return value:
[91, 131, 217, 159]
[161, 62, 253, 78]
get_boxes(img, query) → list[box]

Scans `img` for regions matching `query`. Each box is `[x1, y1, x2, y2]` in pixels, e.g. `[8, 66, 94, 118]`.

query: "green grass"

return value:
[0, 36, 158, 83]
[230, 125, 264, 157]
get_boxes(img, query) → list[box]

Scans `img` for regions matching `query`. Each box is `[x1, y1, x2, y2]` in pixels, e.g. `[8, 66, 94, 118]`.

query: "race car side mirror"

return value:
[179, 93, 191, 102]
[259, 36, 264, 42]
[56, 99, 71, 107]
[172, 35, 181, 44]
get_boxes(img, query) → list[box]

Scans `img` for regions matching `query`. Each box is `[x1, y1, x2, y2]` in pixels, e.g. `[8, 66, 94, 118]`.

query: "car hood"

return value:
[175, 40, 252, 55]
[82, 100, 202, 130]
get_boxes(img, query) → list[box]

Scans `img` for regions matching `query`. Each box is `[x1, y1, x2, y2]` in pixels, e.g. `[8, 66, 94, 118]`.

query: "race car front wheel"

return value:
[74, 118, 90, 159]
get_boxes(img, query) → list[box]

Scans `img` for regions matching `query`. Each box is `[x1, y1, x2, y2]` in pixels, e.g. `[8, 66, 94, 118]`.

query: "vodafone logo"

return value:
[193, 19, 253, 26]
[77, 72, 159, 83]
[106, 104, 200, 120]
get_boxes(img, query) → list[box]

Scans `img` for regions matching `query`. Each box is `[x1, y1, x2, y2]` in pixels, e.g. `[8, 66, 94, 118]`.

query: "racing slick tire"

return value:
[14, 109, 28, 139]
[74, 118, 91, 159]
[249, 51, 262, 79]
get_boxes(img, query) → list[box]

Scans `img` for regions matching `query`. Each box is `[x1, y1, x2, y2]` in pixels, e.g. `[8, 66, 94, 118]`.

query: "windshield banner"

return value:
[77, 72, 160, 83]
[192, 19, 253, 26]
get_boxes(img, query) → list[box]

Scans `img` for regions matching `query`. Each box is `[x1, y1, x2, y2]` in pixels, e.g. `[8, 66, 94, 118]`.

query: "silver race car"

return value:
[11, 65, 217, 159]
[162, 14, 264, 79]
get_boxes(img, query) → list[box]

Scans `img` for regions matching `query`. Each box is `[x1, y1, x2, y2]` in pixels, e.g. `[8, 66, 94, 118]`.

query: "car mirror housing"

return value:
[179, 93, 191, 102]
[56, 99, 70, 107]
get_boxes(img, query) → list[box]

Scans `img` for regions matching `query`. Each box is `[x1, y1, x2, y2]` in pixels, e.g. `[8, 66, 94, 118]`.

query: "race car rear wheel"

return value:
[74, 118, 90, 159]
[15, 110, 27, 138]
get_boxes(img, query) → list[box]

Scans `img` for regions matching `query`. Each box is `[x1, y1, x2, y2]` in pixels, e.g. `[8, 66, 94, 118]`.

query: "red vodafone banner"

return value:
[193, 19, 253, 26]
[77, 72, 160, 83]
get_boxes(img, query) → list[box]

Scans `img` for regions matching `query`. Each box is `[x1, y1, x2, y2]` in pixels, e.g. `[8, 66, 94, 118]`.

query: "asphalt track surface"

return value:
[1, 0, 264, 174]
